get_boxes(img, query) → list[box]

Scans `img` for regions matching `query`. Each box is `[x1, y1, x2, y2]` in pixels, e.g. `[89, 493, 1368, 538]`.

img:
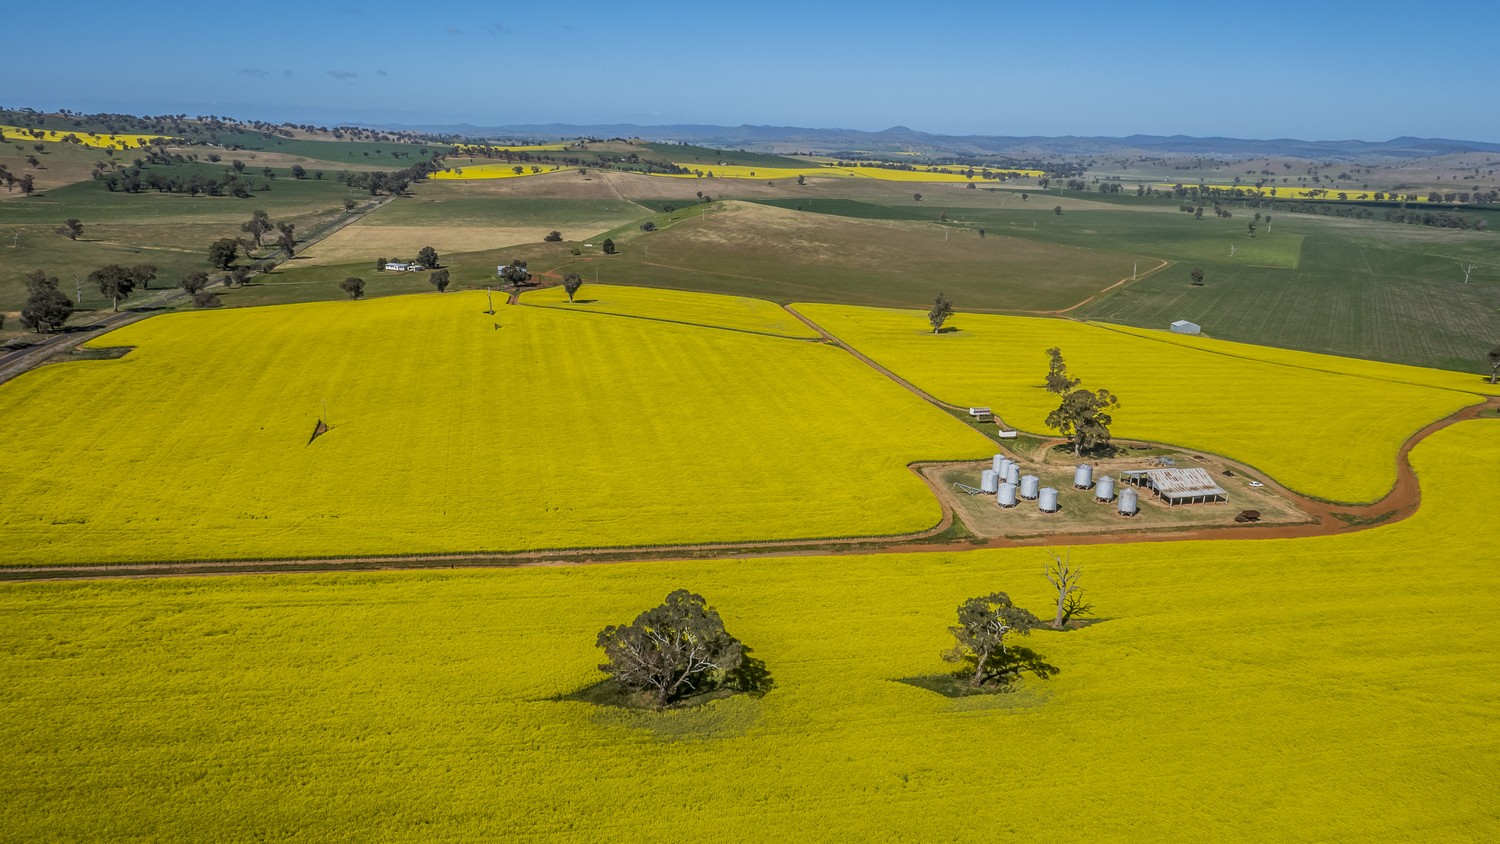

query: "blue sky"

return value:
[8, 1, 1498, 140]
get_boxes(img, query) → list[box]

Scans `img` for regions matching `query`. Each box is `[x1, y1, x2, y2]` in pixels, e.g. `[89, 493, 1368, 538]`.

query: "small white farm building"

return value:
[385, 261, 419, 272]
[1170, 320, 1201, 335]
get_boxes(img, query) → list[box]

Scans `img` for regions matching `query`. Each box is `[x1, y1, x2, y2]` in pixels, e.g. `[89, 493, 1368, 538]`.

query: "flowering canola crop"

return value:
[0, 124, 175, 150]
[0, 291, 991, 565]
[794, 303, 1484, 503]
[0, 420, 1495, 840]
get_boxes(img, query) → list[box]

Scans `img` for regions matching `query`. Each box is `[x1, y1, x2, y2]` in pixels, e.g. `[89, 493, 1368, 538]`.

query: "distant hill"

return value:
[379, 121, 1500, 159]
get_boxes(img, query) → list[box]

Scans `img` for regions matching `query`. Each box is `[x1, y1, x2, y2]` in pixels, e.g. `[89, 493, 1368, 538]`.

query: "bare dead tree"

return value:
[1044, 549, 1084, 629]
[1461, 261, 1476, 284]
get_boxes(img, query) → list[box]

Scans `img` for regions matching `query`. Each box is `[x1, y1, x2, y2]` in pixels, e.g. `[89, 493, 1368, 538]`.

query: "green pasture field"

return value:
[1081, 230, 1500, 372]
[362, 187, 648, 229]
[533, 201, 1150, 311]
[208, 131, 444, 167]
[0, 168, 352, 313]
[638, 142, 810, 168]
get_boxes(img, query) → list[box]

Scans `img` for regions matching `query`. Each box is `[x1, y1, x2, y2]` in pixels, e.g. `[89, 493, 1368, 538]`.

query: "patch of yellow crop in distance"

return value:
[430, 162, 576, 179]
[1154, 183, 1440, 202]
[0, 291, 992, 565]
[0, 124, 175, 150]
[793, 303, 1483, 503]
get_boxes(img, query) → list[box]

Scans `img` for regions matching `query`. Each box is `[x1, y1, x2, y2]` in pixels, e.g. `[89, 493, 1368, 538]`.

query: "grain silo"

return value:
[1020, 475, 1040, 500]
[1118, 486, 1139, 516]
[980, 469, 999, 494]
[1038, 487, 1059, 513]
[1095, 475, 1116, 503]
[1073, 464, 1093, 490]
[991, 454, 1005, 473]
[996, 482, 1018, 508]
[1005, 465, 1020, 485]
[997, 457, 1014, 477]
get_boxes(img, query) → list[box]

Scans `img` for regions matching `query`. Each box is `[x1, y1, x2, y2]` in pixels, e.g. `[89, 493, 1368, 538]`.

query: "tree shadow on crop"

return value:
[897, 646, 1059, 699]
[554, 649, 774, 742]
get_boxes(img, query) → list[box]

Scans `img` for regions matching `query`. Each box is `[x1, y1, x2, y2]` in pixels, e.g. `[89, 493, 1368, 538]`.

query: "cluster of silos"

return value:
[1117, 486, 1139, 516]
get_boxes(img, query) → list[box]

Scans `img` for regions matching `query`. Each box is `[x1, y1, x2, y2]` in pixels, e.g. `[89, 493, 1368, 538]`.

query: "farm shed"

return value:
[1170, 320, 1201, 335]
[1136, 467, 1228, 505]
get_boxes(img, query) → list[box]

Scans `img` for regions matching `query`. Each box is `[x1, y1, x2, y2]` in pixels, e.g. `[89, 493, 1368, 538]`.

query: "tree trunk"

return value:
[970, 648, 989, 686]
[1055, 595, 1066, 629]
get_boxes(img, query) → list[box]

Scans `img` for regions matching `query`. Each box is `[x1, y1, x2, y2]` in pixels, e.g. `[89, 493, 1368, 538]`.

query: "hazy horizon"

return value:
[10, 0, 1500, 142]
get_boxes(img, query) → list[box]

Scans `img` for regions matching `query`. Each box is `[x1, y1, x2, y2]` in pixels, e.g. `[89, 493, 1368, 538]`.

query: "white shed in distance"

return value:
[1170, 319, 1201, 335]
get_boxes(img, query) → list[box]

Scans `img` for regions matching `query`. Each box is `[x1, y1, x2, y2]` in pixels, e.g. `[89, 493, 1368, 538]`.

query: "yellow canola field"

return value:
[794, 304, 1483, 503]
[0, 123, 174, 150]
[430, 162, 575, 179]
[1104, 323, 1500, 396]
[0, 291, 993, 566]
[1, 420, 1496, 840]
[523, 283, 819, 338]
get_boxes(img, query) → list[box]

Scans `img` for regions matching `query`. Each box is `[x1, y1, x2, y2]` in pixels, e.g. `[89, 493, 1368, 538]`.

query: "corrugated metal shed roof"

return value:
[1145, 467, 1226, 499]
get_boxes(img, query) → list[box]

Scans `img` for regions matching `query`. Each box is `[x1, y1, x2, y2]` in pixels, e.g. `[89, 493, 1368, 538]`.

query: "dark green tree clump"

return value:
[56, 218, 83, 240]
[928, 291, 954, 333]
[601, 238, 616, 255]
[943, 593, 1040, 687]
[89, 264, 135, 312]
[180, 271, 210, 295]
[1043, 348, 1120, 456]
[563, 273, 584, 303]
[544, 230, 563, 242]
[340, 277, 365, 299]
[1190, 267, 1205, 286]
[208, 238, 239, 270]
[20, 271, 74, 333]
[416, 245, 440, 269]
[596, 590, 748, 709]
[500, 260, 531, 288]
[429, 268, 450, 293]
[1489, 345, 1500, 384]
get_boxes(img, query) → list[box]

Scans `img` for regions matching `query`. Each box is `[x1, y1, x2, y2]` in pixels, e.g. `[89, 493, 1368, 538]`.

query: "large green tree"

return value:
[1046, 387, 1121, 457]
[596, 590, 746, 708]
[943, 593, 1039, 687]
[928, 292, 954, 334]
[89, 264, 135, 312]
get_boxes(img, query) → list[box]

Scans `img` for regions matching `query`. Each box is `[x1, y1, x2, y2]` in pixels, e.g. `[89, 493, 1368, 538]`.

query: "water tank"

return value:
[1073, 464, 1093, 489]
[1005, 465, 1020, 485]
[1095, 475, 1116, 503]
[1039, 487, 1059, 513]
[996, 482, 1018, 508]
[1020, 475, 1040, 500]
[1118, 486, 1139, 516]
[991, 454, 1005, 473]
[980, 469, 999, 494]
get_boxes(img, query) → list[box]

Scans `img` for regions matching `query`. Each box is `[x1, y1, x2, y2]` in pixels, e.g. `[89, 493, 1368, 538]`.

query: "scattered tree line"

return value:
[597, 556, 1091, 708]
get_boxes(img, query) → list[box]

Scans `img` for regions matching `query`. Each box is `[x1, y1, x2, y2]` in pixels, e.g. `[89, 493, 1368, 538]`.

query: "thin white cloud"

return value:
[327, 70, 358, 80]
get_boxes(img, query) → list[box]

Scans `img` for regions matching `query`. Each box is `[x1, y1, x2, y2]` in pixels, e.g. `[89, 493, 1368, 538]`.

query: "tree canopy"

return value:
[928, 292, 954, 334]
[596, 590, 746, 708]
[943, 592, 1039, 687]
